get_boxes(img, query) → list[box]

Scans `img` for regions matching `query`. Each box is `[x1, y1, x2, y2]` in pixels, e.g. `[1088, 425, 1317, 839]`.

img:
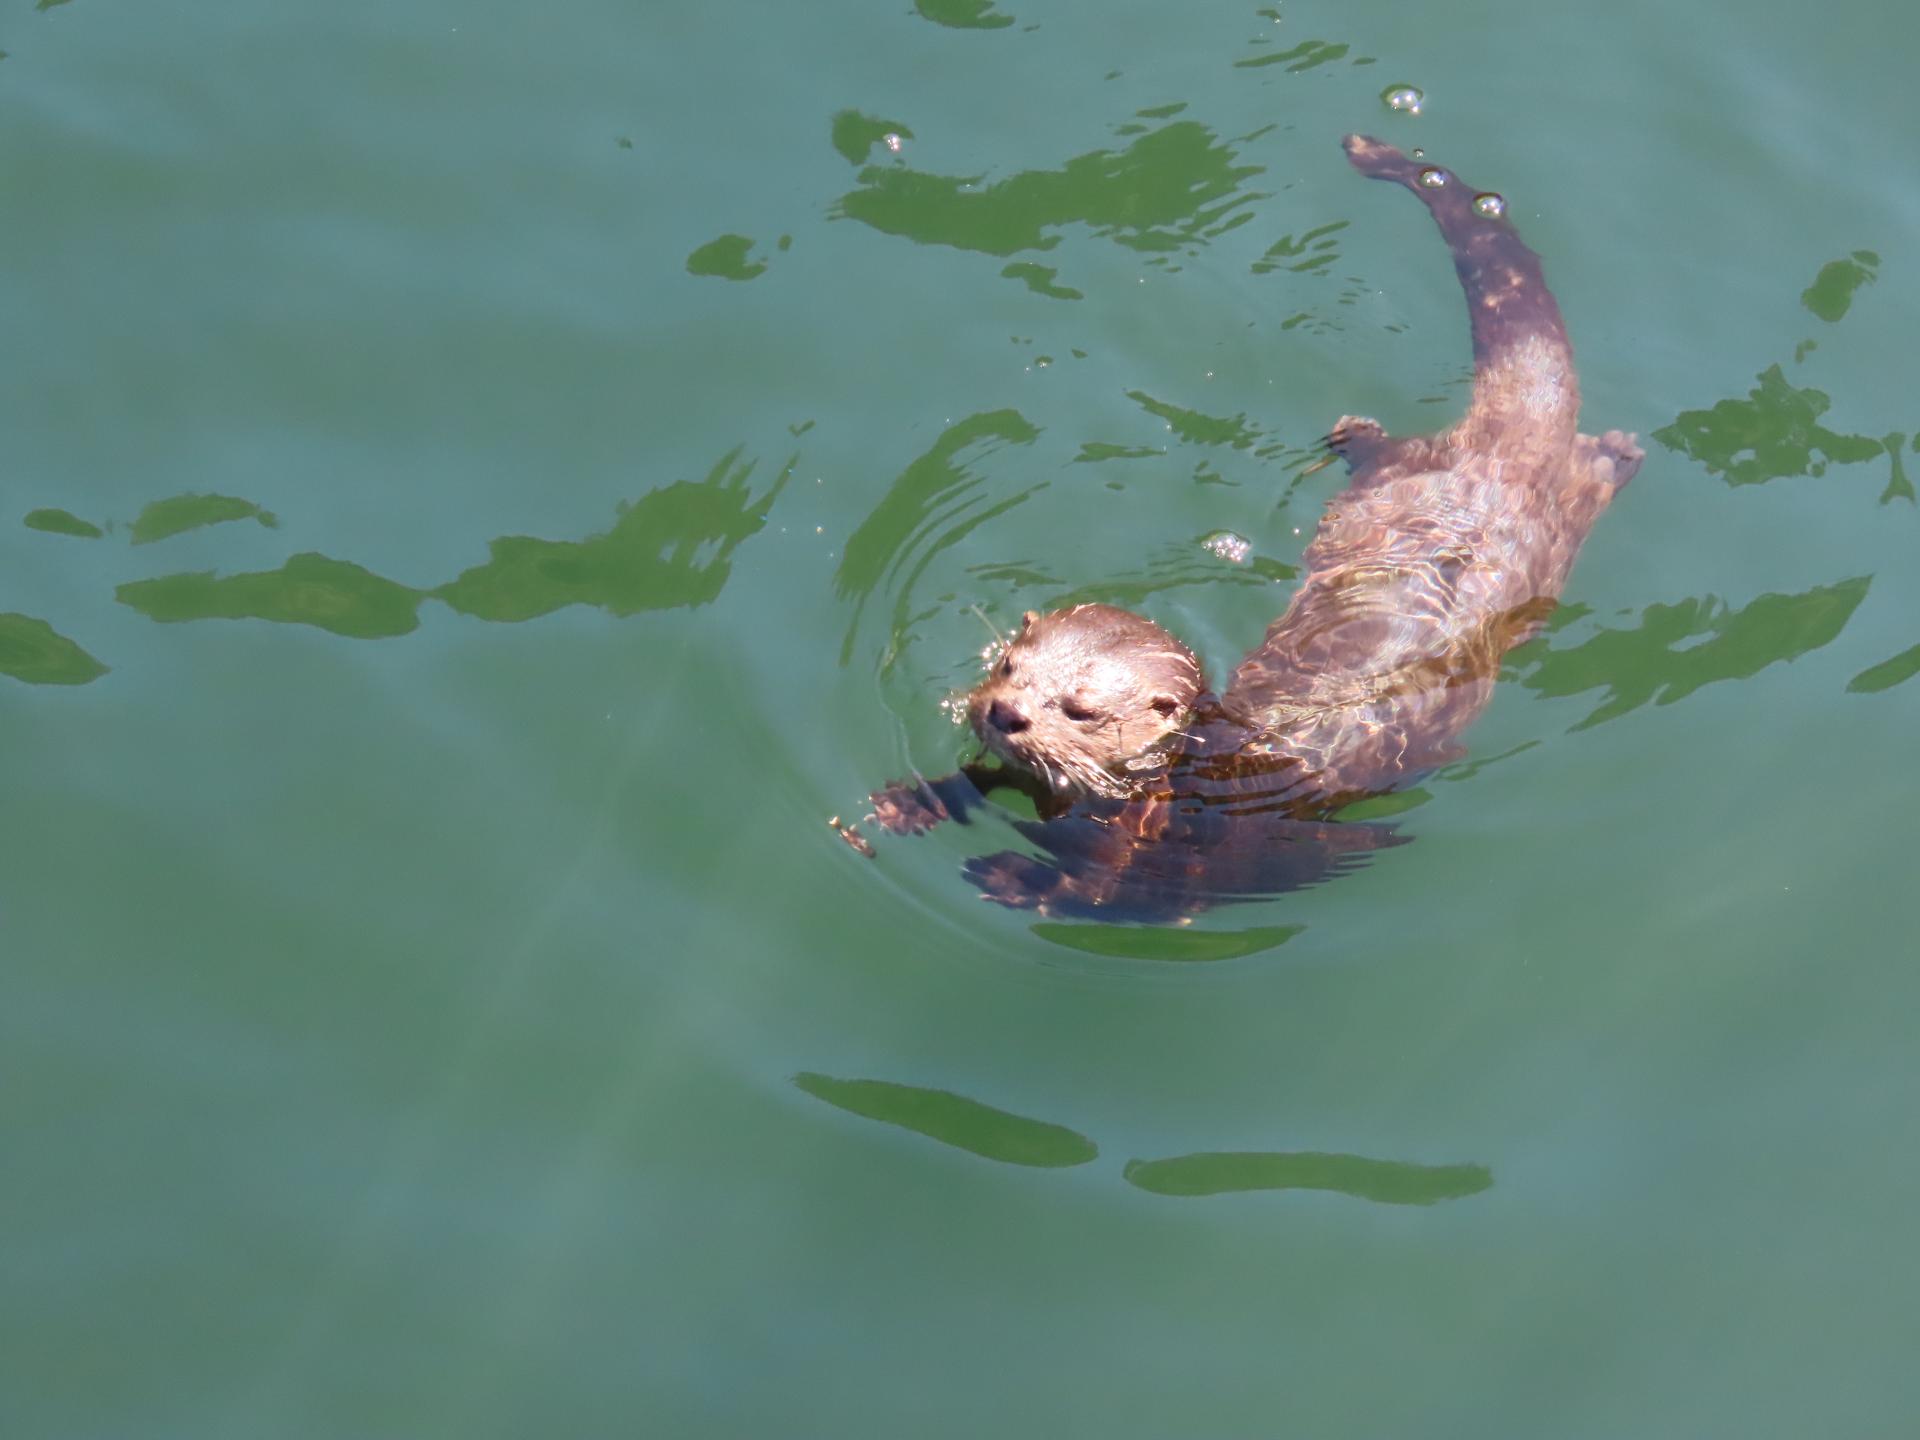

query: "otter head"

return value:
[966, 604, 1203, 800]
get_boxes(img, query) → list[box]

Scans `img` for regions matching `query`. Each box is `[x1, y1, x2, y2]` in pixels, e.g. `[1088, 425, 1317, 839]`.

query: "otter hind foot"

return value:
[1326, 414, 1389, 469]
[1326, 415, 1449, 482]
[1577, 429, 1644, 488]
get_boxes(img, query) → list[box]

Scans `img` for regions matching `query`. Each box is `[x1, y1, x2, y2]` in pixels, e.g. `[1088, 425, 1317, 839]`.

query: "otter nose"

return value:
[986, 698, 1031, 735]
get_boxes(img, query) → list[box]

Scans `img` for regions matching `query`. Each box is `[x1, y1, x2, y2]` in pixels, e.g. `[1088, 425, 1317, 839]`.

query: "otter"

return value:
[863, 135, 1641, 919]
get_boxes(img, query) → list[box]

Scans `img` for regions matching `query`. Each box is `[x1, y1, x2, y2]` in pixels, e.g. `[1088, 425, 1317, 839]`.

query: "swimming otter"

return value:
[864, 135, 1641, 918]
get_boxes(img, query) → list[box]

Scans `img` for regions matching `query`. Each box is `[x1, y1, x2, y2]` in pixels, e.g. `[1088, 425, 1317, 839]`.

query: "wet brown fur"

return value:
[1219, 136, 1640, 805]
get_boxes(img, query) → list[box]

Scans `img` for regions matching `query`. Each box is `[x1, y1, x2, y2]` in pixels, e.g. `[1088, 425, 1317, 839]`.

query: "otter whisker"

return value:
[965, 603, 1009, 652]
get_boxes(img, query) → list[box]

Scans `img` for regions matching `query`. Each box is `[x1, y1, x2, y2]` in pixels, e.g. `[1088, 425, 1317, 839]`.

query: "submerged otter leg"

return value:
[963, 850, 1067, 910]
[1342, 134, 1579, 446]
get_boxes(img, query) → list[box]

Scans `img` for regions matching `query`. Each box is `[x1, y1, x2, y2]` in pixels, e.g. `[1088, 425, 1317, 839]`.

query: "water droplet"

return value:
[1417, 167, 1448, 189]
[882, 132, 904, 153]
[1472, 191, 1506, 219]
[1411, 148, 1425, 159]
[1201, 531, 1253, 565]
[1381, 84, 1424, 115]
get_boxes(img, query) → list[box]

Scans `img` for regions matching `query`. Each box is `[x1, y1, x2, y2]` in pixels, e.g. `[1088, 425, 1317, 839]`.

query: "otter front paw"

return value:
[867, 778, 952, 836]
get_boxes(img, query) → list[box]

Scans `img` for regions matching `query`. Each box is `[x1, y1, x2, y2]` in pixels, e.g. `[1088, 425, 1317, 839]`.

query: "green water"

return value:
[6, 0, 1917, 1434]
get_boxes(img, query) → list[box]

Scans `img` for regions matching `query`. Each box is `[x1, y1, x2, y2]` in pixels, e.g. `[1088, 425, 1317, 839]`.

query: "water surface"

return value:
[5, 0, 1918, 1434]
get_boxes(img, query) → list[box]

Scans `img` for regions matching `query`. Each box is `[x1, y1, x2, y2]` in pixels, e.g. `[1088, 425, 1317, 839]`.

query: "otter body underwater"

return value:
[862, 135, 1642, 919]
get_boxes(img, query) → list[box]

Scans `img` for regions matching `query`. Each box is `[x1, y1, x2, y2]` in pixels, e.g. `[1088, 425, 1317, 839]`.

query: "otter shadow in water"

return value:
[867, 136, 1639, 921]
[951, 750, 1411, 924]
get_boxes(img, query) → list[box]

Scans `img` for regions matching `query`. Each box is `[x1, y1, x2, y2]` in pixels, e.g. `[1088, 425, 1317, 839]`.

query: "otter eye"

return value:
[1059, 695, 1101, 723]
[1149, 694, 1181, 717]
[998, 655, 1015, 677]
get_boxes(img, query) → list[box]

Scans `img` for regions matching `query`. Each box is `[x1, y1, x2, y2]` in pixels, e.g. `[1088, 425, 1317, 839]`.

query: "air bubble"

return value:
[1201, 530, 1253, 565]
[1472, 191, 1506, 219]
[1411, 148, 1425, 159]
[1417, 167, 1448, 189]
[1381, 85, 1424, 115]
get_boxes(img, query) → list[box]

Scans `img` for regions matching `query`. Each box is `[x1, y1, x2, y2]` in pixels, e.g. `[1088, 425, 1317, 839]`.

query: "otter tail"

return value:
[1342, 134, 1578, 445]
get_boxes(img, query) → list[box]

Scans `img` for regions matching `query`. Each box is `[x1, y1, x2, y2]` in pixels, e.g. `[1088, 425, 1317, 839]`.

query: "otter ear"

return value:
[1020, 610, 1040, 632]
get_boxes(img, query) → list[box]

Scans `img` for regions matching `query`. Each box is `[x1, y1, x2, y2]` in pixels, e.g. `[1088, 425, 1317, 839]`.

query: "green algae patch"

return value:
[1000, 262, 1083, 300]
[830, 111, 914, 166]
[1031, 923, 1302, 961]
[1125, 1151, 1491, 1205]
[1799, 250, 1879, 323]
[435, 448, 789, 621]
[1654, 365, 1883, 487]
[130, 494, 278, 545]
[795, 1073, 1096, 1168]
[685, 234, 766, 281]
[0, 613, 108, 685]
[24, 508, 104, 539]
[914, 0, 1016, 29]
[1512, 578, 1870, 729]
[1848, 642, 1920, 695]
[117, 554, 423, 638]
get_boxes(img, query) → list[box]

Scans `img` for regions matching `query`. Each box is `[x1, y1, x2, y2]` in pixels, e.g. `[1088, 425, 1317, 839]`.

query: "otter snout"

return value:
[985, 698, 1030, 735]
